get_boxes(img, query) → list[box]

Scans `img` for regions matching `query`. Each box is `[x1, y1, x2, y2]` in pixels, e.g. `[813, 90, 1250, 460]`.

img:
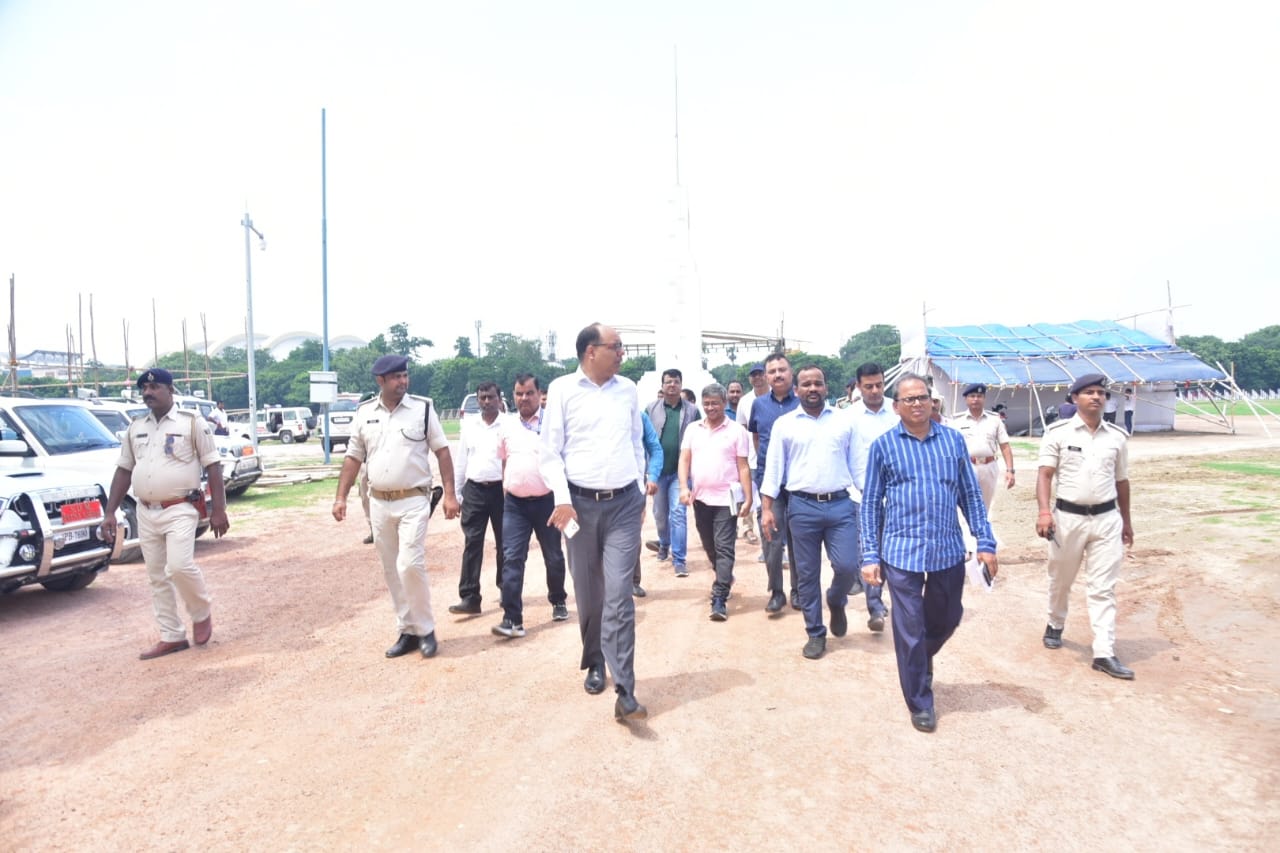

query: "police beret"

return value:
[1069, 373, 1107, 395]
[371, 354, 410, 376]
[136, 368, 173, 388]
[962, 383, 987, 396]
[749, 363, 765, 375]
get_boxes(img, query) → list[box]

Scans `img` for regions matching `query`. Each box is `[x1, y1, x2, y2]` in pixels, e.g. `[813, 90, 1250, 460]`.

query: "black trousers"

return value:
[693, 500, 738, 599]
[458, 480, 504, 603]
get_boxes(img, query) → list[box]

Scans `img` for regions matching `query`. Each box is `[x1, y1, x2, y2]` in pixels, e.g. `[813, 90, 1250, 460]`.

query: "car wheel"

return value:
[225, 484, 249, 498]
[117, 499, 143, 563]
[40, 571, 97, 592]
[280, 431, 294, 444]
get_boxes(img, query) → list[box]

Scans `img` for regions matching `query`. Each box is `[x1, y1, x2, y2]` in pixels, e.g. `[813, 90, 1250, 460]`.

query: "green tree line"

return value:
[21, 322, 1271, 407]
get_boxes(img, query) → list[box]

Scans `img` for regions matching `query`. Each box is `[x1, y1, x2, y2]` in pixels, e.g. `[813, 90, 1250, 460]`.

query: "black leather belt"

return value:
[569, 482, 628, 501]
[1056, 498, 1117, 516]
[790, 489, 849, 503]
[468, 479, 503, 488]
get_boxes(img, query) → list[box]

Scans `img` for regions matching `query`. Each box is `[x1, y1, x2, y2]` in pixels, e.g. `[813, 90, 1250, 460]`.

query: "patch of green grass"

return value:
[232, 478, 333, 511]
[1256, 513, 1277, 525]
[1203, 516, 1225, 524]
[1177, 400, 1280, 417]
[1201, 461, 1280, 478]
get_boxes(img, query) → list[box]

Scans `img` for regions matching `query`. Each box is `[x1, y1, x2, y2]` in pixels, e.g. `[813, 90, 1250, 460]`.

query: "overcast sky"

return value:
[2, 0, 1276, 367]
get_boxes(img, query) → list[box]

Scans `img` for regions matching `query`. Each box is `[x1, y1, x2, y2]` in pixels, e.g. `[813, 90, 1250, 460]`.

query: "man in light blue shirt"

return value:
[861, 373, 999, 734]
[761, 365, 861, 660]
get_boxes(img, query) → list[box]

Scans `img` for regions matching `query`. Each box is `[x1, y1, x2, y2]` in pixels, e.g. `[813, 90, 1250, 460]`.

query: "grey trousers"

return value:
[566, 484, 645, 697]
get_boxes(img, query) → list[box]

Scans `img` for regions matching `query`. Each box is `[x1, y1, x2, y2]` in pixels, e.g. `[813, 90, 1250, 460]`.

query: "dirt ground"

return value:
[2, 415, 1278, 850]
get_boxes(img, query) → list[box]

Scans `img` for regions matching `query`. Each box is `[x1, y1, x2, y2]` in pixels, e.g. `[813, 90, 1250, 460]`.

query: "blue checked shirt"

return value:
[860, 420, 995, 572]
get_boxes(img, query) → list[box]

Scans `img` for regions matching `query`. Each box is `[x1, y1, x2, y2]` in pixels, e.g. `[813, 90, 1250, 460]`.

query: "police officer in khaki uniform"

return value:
[102, 368, 230, 660]
[948, 383, 1015, 510]
[1035, 373, 1135, 679]
[332, 354, 460, 659]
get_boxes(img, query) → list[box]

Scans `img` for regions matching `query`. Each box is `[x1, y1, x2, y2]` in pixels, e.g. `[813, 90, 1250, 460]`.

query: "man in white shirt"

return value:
[449, 382, 508, 615]
[541, 323, 651, 724]
[848, 363, 899, 632]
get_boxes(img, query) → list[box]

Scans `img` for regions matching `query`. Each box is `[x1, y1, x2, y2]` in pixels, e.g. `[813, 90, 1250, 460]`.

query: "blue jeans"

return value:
[787, 493, 861, 638]
[652, 472, 688, 567]
[499, 492, 568, 626]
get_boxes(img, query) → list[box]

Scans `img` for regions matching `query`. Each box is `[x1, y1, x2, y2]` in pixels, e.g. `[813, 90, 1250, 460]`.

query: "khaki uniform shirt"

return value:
[116, 407, 220, 503]
[949, 409, 1009, 459]
[345, 394, 447, 491]
[1037, 415, 1129, 504]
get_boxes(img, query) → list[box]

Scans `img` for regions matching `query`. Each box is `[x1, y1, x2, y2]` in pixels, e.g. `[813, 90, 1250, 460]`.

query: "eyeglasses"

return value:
[593, 341, 625, 352]
[898, 395, 931, 406]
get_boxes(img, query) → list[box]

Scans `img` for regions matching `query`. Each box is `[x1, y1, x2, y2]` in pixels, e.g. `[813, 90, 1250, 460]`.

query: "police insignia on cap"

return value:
[1068, 373, 1107, 395]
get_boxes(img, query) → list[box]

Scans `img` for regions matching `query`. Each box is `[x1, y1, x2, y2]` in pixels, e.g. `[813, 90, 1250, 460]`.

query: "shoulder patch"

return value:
[1102, 422, 1130, 438]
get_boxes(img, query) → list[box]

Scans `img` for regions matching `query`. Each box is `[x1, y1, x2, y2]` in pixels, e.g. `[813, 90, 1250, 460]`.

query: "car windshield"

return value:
[332, 400, 358, 412]
[89, 410, 132, 434]
[16, 404, 121, 454]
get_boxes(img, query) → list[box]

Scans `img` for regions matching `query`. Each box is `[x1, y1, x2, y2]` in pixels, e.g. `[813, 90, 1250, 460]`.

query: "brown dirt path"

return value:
[2, 418, 1278, 850]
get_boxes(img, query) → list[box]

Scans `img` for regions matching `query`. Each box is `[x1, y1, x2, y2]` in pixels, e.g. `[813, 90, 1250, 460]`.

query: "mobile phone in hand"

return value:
[563, 518, 580, 539]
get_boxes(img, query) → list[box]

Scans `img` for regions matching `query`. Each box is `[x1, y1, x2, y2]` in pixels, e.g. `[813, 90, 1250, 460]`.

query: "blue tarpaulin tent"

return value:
[897, 320, 1227, 434]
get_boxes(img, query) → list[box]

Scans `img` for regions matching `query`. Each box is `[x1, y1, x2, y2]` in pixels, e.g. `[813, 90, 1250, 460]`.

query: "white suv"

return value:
[0, 467, 122, 594]
[231, 406, 313, 444]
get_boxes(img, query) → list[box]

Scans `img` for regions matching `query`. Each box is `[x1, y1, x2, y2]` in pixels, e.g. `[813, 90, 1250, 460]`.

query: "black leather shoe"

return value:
[1092, 656, 1134, 680]
[615, 693, 648, 722]
[790, 589, 801, 611]
[584, 664, 606, 694]
[632, 584, 647, 598]
[828, 598, 847, 638]
[911, 708, 937, 733]
[867, 612, 886, 633]
[1043, 624, 1063, 649]
[802, 636, 826, 660]
[765, 590, 785, 614]
[448, 600, 482, 615]
[710, 597, 727, 621]
[419, 631, 438, 658]
[385, 633, 417, 658]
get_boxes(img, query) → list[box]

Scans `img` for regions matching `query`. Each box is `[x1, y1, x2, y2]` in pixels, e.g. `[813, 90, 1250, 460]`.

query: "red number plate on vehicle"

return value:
[61, 500, 103, 522]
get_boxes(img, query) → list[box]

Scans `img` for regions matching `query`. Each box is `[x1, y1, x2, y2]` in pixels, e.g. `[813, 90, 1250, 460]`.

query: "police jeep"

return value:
[0, 467, 122, 594]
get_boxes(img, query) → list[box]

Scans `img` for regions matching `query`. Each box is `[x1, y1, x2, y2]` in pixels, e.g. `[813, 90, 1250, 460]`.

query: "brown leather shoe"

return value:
[140, 639, 190, 660]
[193, 616, 213, 646]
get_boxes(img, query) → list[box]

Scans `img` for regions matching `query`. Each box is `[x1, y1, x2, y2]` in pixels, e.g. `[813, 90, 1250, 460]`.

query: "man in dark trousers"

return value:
[449, 381, 507, 615]
[861, 373, 998, 734]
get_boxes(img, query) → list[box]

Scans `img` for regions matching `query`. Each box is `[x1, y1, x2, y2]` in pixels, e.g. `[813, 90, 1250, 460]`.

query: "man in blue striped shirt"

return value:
[761, 365, 862, 660]
[861, 373, 998, 733]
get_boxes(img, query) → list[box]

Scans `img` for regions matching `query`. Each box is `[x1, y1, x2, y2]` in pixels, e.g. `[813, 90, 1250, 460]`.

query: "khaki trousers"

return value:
[139, 502, 211, 642]
[973, 460, 998, 510]
[370, 492, 436, 636]
[1046, 509, 1123, 657]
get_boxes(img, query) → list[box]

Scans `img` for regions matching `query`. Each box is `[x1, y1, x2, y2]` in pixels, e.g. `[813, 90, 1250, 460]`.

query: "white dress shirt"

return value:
[539, 369, 645, 504]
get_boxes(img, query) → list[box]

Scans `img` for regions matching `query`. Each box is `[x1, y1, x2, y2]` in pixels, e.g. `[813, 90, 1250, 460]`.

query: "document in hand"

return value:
[966, 555, 995, 593]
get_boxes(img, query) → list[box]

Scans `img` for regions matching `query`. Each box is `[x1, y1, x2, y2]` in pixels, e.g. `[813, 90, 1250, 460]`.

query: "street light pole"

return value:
[242, 211, 265, 454]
